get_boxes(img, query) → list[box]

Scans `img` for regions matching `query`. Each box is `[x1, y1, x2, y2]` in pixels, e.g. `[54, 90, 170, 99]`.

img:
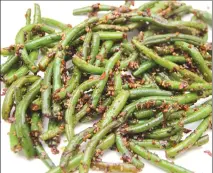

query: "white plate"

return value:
[1, 1, 212, 173]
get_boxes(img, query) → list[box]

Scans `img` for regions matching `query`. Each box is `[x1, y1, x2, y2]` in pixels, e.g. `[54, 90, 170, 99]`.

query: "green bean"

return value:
[123, 96, 171, 118]
[38, 47, 57, 71]
[53, 67, 81, 101]
[2, 75, 40, 120]
[25, 33, 62, 50]
[89, 33, 100, 64]
[15, 24, 46, 73]
[52, 57, 63, 117]
[133, 55, 186, 76]
[47, 133, 116, 173]
[95, 40, 114, 67]
[116, 132, 144, 169]
[73, 4, 117, 15]
[3, 51, 39, 84]
[35, 145, 56, 168]
[77, 97, 113, 124]
[143, 33, 205, 46]
[145, 125, 182, 139]
[138, 1, 159, 11]
[130, 139, 171, 150]
[42, 17, 69, 30]
[194, 134, 209, 147]
[31, 112, 42, 133]
[128, 119, 150, 125]
[114, 72, 122, 96]
[9, 123, 22, 153]
[168, 104, 212, 126]
[165, 5, 192, 18]
[31, 112, 55, 169]
[92, 51, 121, 107]
[124, 93, 199, 120]
[130, 142, 193, 173]
[1, 55, 19, 75]
[175, 41, 212, 82]
[33, 4, 41, 24]
[169, 21, 207, 30]
[79, 119, 123, 173]
[166, 116, 210, 158]
[72, 55, 104, 74]
[155, 76, 212, 91]
[82, 31, 92, 60]
[168, 100, 212, 120]
[133, 39, 206, 83]
[150, 1, 170, 14]
[124, 111, 170, 134]
[40, 124, 64, 141]
[65, 78, 99, 140]
[25, 8, 31, 41]
[92, 162, 138, 173]
[129, 88, 173, 99]
[129, 16, 199, 35]
[15, 79, 42, 158]
[96, 31, 126, 40]
[41, 62, 53, 117]
[93, 24, 130, 32]
[134, 110, 155, 119]
[60, 127, 95, 168]
[96, 133, 115, 150]
[62, 17, 98, 48]
[99, 90, 129, 128]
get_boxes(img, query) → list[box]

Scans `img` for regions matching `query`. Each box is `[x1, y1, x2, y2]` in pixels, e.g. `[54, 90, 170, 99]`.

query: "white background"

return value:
[1, 1, 212, 173]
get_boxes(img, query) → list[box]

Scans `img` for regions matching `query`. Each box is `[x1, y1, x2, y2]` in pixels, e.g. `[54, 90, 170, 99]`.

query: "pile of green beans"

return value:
[1, 1, 212, 173]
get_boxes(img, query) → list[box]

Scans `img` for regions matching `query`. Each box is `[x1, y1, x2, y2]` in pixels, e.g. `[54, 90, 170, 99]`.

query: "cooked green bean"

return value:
[41, 62, 53, 117]
[166, 116, 211, 158]
[129, 88, 173, 99]
[2, 75, 40, 120]
[155, 76, 212, 91]
[95, 40, 114, 67]
[116, 132, 144, 169]
[130, 142, 193, 173]
[73, 4, 117, 15]
[3, 51, 39, 84]
[42, 17, 69, 30]
[89, 33, 100, 64]
[175, 41, 212, 82]
[92, 162, 138, 173]
[65, 78, 99, 140]
[133, 55, 186, 76]
[82, 31, 92, 60]
[133, 39, 206, 83]
[72, 55, 104, 74]
[15, 79, 42, 158]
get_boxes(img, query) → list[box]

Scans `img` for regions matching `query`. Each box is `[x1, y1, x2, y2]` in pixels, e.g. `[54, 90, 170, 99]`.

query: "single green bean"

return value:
[72, 55, 104, 74]
[89, 33, 100, 64]
[41, 62, 53, 117]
